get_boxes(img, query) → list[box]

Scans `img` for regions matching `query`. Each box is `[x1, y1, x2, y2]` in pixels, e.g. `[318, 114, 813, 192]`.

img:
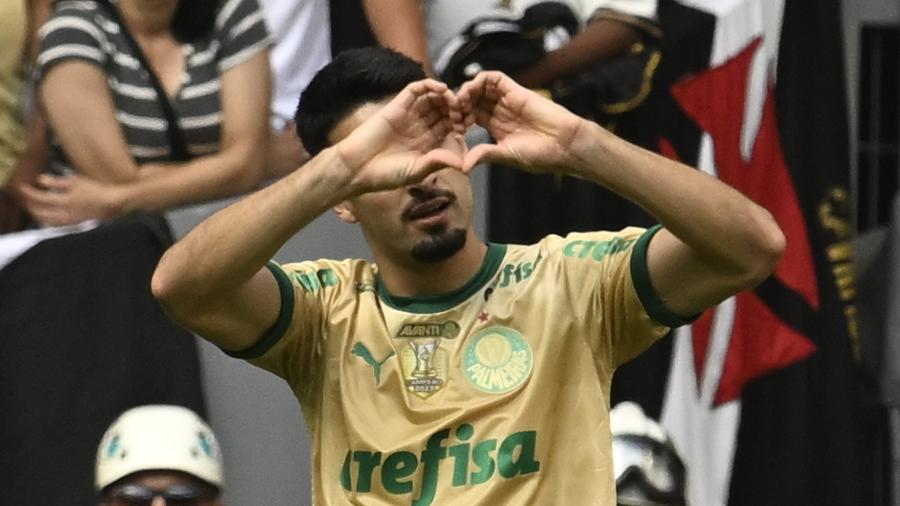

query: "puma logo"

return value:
[352, 342, 395, 385]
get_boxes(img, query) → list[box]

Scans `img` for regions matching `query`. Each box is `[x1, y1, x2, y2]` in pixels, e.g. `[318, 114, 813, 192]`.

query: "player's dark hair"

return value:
[294, 47, 427, 156]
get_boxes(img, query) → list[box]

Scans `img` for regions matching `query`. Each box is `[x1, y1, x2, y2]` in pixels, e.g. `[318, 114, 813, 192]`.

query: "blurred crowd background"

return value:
[0, 0, 897, 505]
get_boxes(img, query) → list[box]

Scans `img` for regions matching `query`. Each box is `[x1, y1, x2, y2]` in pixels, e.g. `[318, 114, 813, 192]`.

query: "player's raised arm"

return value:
[458, 71, 785, 318]
[151, 78, 464, 352]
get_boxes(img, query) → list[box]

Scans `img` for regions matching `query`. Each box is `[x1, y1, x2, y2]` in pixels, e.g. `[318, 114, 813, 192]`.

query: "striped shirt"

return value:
[38, 0, 271, 174]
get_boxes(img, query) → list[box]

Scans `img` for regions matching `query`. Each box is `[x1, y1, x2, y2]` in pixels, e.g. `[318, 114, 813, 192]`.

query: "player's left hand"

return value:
[457, 71, 591, 176]
[18, 173, 121, 226]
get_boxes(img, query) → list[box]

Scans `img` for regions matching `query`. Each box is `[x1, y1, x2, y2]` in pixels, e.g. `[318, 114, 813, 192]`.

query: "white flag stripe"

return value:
[761, 0, 786, 81]
[699, 298, 737, 405]
[741, 44, 768, 162]
[698, 133, 718, 178]
[677, 0, 764, 66]
[662, 325, 741, 506]
[661, 2, 785, 506]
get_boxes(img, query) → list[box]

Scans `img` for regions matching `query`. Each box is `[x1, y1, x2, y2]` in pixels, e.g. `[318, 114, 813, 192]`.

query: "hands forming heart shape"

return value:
[335, 71, 593, 195]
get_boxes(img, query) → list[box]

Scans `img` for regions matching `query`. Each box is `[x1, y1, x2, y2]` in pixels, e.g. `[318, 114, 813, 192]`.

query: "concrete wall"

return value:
[165, 167, 487, 504]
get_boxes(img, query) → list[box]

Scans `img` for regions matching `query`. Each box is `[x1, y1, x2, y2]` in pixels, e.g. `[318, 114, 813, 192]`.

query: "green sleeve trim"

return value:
[630, 225, 698, 328]
[224, 262, 295, 359]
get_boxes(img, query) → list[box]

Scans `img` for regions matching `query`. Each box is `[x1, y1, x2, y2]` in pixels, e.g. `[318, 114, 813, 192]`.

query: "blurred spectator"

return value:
[96, 405, 224, 506]
[263, 0, 427, 178]
[0, 212, 208, 505]
[18, 0, 271, 227]
[259, 0, 329, 177]
[426, 0, 659, 89]
[610, 401, 687, 506]
[0, 0, 52, 233]
[333, 0, 657, 132]
[0, 0, 29, 193]
[328, 1, 657, 109]
[515, 0, 659, 89]
[362, 0, 432, 74]
[426, 0, 660, 87]
[327, 0, 431, 74]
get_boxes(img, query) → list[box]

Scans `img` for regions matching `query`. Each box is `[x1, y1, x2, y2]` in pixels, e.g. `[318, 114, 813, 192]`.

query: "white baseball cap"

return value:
[610, 401, 669, 441]
[610, 402, 687, 506]
[95, 405, 224, 491]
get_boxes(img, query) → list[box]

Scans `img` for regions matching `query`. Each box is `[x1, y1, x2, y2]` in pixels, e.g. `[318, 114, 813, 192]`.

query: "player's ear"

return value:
[333, 201, 358, 224]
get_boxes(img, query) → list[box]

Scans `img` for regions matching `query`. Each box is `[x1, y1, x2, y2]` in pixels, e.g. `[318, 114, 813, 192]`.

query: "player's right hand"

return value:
[334, 79, 467, 195]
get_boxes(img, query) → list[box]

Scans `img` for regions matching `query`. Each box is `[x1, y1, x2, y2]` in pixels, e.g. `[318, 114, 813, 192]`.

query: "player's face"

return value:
[328, 101, 475, 264]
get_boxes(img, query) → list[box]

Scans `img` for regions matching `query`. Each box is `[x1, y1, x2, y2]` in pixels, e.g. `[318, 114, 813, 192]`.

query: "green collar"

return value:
[377, 243, 507, 314]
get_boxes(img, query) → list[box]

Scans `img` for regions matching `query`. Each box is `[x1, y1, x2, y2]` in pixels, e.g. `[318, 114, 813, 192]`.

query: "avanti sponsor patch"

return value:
[396, 321, 461, 339]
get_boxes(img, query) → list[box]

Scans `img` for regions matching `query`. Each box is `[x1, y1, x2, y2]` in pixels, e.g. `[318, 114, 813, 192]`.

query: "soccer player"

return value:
[152, 47, 784, 505]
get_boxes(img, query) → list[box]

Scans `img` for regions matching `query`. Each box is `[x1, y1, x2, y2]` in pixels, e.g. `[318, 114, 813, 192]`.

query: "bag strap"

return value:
[97, 0, 192, 161]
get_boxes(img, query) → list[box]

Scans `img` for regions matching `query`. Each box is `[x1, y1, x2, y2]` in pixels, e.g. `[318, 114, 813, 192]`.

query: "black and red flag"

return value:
[488, 0, 882, 504]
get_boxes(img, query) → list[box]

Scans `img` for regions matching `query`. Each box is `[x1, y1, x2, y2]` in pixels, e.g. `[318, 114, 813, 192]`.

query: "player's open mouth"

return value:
[403, 195, 454, 223]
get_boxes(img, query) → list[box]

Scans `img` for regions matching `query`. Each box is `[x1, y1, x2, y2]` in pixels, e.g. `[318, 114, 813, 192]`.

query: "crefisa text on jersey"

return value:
[340, 423, 540, 504]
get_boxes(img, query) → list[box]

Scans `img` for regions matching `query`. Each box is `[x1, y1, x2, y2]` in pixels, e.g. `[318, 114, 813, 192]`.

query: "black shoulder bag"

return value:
[96, 0, 192, 162]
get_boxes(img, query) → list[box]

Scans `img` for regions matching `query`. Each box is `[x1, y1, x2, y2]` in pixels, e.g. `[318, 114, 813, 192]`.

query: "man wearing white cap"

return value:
[95, 405, 224, 506]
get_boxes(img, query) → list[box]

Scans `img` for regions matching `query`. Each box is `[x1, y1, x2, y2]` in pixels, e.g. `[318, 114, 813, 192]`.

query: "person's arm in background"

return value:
[25, 0, 53, 60]
[14, 0, 58, 185]
[13, 0, 56, 187]
[361, 0, 433, 75]
[266, 121, 311, 179]
[514, 17, 642, 88]
[20, 50, 271, 225]
[515, 0, 660, 89]
[13, 0, 55, 183]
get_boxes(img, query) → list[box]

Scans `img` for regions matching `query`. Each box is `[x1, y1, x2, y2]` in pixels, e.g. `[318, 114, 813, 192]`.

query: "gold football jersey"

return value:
[230, 226, 683, 505]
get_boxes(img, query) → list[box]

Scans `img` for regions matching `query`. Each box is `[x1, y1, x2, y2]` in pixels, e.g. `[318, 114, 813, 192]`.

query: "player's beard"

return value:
[410, 226, 467, 263]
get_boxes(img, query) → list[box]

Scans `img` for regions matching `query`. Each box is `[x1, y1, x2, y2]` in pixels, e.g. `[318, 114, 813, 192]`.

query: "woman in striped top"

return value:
[19, 0, 272, 225]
